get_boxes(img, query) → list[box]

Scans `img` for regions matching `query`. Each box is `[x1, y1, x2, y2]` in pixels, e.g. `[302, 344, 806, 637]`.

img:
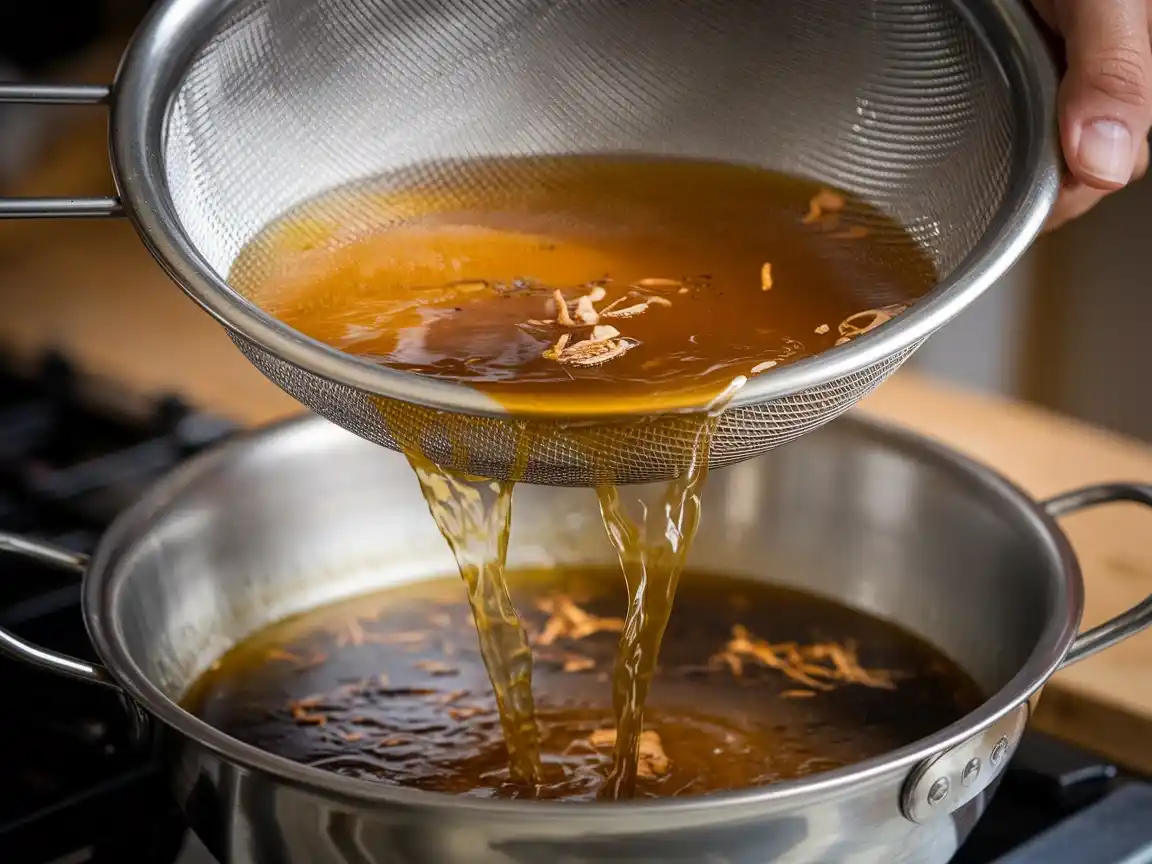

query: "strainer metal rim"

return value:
[109, 0, 1061, 422]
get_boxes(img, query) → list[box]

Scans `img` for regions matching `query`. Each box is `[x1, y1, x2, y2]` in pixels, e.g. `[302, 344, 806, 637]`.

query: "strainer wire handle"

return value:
[0, 82, 124, 219]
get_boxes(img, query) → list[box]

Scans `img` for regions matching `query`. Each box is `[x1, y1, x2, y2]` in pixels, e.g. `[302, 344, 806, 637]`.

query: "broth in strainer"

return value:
[231, 156, 934, 413]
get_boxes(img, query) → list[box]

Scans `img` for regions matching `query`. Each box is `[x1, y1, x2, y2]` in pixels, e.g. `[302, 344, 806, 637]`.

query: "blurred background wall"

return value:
[911, 182, 1152, 443]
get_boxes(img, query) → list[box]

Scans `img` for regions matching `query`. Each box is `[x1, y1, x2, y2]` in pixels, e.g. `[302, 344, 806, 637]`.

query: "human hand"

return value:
[1031, 0, 1152, 229]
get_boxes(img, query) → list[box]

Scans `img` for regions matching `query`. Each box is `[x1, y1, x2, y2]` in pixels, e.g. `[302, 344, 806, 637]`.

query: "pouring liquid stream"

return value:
[404, 451, 546, 786]
[403, 409, 719, 796]
[595, 414, 716, 798]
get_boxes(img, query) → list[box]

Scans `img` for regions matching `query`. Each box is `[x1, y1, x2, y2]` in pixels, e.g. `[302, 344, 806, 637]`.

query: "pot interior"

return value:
[95, 414, 1074, 725]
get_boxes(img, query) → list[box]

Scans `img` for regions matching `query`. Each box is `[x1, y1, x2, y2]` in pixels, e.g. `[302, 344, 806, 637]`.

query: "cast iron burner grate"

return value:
[0, 351, 233, 864]
[0, 350, 1147, 864]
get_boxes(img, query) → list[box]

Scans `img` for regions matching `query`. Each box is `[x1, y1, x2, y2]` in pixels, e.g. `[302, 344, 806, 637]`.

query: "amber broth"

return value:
[184, 568, 982, 801]
[228, 156, 938, 797]
[230, 155, 935, 414]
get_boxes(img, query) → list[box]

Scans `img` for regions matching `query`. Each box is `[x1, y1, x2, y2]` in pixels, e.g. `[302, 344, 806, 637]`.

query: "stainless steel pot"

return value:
[1, 413, 1150, 864]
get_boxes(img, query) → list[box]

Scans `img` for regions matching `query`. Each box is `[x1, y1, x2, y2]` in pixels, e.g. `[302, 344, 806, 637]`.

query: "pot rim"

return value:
[84, 412, 1083, 820]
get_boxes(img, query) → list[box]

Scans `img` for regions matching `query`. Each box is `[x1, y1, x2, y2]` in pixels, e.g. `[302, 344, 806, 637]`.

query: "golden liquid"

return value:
[184, 568, 983, 800]
[404, 456, 544, 785]
[230, 155, 936, 414]
[229, 156, 937, 797]
[593, 418, 714, 798]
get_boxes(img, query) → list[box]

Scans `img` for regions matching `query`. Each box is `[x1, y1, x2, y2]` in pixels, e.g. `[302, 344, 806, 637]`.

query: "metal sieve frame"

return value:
[1, 0, 1060, 424]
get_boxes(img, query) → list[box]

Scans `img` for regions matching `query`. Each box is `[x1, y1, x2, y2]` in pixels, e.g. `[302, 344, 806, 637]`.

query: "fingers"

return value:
[1137, 133, 1151, 179]
[1045, 136, 1149, 231]
[1055, 0, 1152, 190]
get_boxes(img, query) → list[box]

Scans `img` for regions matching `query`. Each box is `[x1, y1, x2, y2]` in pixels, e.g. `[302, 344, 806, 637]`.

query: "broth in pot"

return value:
[186, 567, 982, 801]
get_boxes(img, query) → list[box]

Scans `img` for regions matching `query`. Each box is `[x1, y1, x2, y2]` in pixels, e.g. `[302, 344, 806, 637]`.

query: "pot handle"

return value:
[0, 83, 124, 218]
[1044, 482, 1152, 668]
[0, 532, 121, 690]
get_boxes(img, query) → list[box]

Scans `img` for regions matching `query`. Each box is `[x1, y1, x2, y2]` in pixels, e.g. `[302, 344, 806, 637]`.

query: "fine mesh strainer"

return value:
[0, 0, 1060, 486]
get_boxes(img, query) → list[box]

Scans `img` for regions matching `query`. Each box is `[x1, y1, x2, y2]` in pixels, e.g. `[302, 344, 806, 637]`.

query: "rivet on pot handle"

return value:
[0, 83, 124, 218]
[902, 482, 1152, 825]
[1044, 482, 1152, 668]
[900, 703, 1030, 825]
[0, 532, 121, 690]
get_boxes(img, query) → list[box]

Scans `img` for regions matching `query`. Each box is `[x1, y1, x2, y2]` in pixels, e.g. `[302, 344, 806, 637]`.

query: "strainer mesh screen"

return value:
[163, 0, 1018, 485]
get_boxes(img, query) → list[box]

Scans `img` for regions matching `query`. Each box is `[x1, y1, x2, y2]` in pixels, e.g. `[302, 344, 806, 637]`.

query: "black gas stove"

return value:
[0, 351, 1148, 864]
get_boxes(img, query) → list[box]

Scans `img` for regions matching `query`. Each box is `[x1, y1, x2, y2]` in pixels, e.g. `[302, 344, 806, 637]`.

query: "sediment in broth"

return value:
[185, 568, 983, 801]
[229, 156, 937, 797]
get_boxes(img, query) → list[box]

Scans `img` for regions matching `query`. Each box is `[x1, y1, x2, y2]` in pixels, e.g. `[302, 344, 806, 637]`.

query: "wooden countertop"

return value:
[2, 115, 1152, 772]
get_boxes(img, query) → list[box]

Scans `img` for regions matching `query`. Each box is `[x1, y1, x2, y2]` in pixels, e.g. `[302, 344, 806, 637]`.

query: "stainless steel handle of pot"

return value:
[0, 83, 124, 218]
[1045, 482, 1152, 668]
[902, 481, 1152, 826]
[0, 532, 122, 690]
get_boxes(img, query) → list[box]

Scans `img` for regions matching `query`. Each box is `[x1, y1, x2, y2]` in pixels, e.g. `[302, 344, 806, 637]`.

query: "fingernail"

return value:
[1077, 119, 1133, 185]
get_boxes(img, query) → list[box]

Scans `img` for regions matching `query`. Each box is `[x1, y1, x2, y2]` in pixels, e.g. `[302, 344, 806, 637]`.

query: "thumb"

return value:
[1056, 0, 1152, 190]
